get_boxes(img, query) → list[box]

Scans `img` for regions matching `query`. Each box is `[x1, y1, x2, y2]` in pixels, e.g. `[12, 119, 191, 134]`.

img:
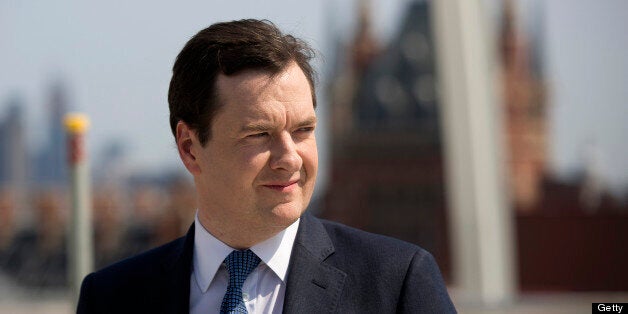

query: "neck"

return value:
[197, 209, 284, 250]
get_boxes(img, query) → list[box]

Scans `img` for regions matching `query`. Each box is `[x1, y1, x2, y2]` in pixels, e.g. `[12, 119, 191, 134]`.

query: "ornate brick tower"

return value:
[323, 0, 450, 278]
[500, 0, 548, 211]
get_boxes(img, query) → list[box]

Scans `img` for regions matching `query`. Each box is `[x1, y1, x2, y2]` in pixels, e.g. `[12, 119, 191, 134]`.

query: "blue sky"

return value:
[1, 0, 627, 195]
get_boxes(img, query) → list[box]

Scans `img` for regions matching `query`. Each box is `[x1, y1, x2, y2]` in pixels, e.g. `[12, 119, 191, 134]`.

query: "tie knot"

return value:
[224, 249, 261, 286]
[221, 250, 261, 313]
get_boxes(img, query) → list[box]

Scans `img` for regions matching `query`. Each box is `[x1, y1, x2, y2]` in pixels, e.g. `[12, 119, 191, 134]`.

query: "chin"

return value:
[267, 201, 306, 227]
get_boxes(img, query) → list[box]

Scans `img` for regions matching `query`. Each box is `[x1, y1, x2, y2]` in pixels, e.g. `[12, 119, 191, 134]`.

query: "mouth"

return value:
[262, 180, 299, 192]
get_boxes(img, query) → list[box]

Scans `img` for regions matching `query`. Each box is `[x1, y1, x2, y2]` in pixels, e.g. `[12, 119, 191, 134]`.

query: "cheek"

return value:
[202, 144, 264, 184]
[235, 147, 271, 178]
[299, 141, 318, 174]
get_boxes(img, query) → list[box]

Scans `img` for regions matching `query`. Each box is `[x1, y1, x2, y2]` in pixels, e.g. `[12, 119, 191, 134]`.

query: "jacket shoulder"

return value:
[319, 217, 425, 258]
[77, 235, 189, 313]
[315, 217, 456, 313]
[95, 236, 185, 279]
[316, 217, 434, 289]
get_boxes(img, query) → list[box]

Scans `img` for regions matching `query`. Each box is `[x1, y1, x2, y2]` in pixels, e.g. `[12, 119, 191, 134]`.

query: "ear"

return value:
[176, 121, 202, 175]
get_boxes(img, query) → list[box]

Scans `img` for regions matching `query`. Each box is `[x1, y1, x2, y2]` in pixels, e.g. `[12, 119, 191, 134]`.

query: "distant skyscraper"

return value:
[34, 80, 70, 185]
[94, 138, 129, 185]
[0, 95, 28, 188]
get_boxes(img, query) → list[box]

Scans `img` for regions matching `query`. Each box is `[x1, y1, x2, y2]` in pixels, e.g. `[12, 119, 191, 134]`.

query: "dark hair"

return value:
[168, 19, 317, 145]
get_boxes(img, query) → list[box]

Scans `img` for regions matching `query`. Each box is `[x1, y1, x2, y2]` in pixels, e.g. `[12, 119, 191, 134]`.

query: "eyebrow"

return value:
[240, 122, 274, 133]
[240, 116, 317, 133]
[294, 116, 318, 128]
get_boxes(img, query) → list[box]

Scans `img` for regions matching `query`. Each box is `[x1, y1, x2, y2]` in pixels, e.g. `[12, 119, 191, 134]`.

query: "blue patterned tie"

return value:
[220, 249, 261, 314]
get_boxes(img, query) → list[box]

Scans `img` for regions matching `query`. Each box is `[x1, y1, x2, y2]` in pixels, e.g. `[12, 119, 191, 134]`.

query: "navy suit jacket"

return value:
[77, 213, 456, 313]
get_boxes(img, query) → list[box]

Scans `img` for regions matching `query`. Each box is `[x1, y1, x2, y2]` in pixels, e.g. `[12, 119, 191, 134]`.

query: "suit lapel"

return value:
[283, 213, 346, 314]
[155, 223, 195, 314]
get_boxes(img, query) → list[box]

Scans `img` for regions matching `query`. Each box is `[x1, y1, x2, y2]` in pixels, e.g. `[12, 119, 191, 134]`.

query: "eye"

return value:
[296, 126, 315, 133]
[247, 132, 269, 138]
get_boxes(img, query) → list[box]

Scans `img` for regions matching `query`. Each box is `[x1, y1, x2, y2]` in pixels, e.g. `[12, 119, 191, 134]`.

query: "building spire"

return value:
[351, 0, 380, 76]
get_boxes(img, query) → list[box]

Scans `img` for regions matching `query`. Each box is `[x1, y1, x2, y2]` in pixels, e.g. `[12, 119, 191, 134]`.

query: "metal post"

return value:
[64, 113, 94, 305]
[431, 0, 516, 306]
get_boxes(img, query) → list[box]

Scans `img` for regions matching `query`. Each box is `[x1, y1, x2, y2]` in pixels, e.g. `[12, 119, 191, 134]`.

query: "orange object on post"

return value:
[64, 113, 90, 165]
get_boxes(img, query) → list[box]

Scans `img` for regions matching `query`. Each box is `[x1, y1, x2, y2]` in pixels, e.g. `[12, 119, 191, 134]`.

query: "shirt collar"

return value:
[193, 211, 300, 293]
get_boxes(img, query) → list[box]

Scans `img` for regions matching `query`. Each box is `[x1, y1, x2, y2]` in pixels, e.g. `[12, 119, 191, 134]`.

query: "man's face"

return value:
[190, 61, 317, 232]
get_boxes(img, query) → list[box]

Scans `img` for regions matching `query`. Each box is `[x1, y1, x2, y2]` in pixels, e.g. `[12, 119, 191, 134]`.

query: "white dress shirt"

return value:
[190, 212, 299, 314]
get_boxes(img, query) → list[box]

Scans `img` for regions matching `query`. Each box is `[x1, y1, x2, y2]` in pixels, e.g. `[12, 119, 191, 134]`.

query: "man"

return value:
[77, 19, 456, 313]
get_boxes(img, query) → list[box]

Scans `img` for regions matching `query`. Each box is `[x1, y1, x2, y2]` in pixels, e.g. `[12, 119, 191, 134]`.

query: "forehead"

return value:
[214, 62, 315, 118]
[217, 62, 310, 95]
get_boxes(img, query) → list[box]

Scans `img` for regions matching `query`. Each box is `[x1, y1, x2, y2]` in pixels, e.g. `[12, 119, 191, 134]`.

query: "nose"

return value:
[269, 132, 302, 172]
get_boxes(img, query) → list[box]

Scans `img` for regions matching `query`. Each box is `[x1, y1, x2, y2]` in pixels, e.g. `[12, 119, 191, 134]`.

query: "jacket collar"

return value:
[283, 212, 347, 313]
[163, 213, 347, 314]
